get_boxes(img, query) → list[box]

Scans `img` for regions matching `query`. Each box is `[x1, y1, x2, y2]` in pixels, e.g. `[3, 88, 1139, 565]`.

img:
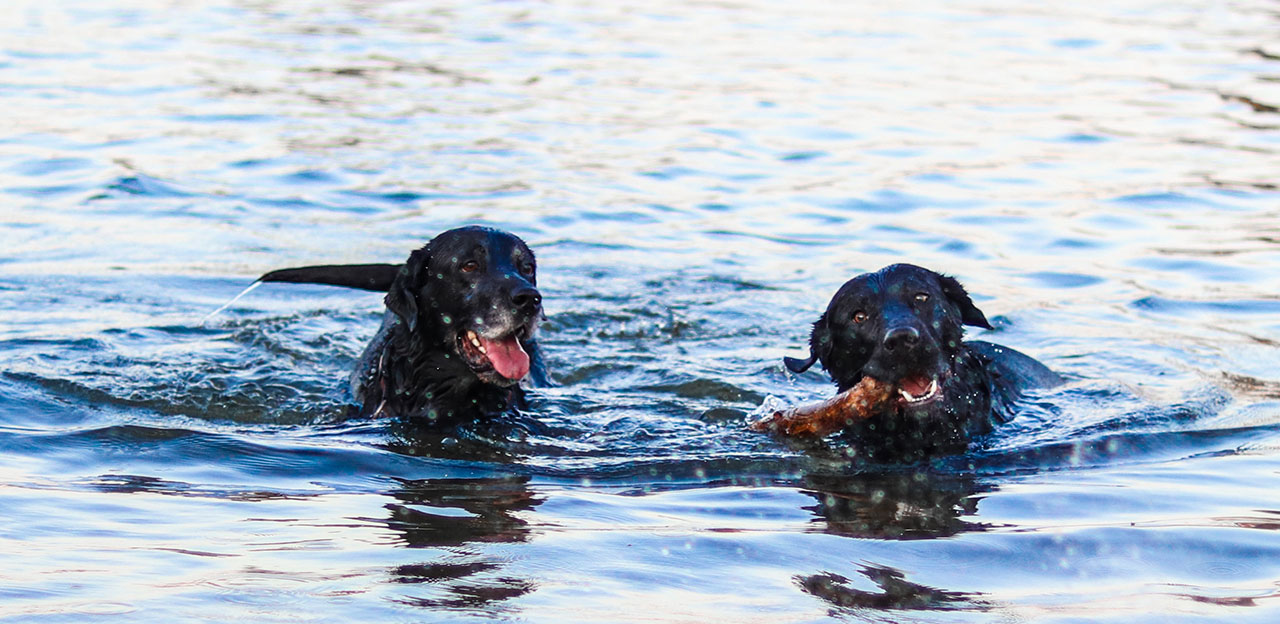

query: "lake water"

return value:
[2, 0, 1280, 621]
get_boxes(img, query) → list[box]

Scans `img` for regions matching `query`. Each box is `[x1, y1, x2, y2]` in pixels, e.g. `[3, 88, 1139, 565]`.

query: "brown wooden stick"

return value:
[751, 376, 893, 437]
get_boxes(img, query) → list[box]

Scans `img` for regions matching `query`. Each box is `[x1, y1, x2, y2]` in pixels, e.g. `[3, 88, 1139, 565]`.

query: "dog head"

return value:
[385, 226, 542, 387]
[785, 264, 992, 406]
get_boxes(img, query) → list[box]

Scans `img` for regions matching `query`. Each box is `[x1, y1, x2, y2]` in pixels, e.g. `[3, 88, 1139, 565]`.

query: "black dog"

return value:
[785, 264, 1059, 459]
[261, 226, 546, 421]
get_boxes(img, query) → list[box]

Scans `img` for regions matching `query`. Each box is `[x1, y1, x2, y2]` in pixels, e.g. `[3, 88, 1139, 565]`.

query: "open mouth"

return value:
[457, 326, 532, 383]
[897, 373, 941, 406]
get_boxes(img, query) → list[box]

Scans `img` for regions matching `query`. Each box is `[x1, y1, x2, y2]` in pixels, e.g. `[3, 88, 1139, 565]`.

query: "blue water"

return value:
[3, 0, 1280, 621]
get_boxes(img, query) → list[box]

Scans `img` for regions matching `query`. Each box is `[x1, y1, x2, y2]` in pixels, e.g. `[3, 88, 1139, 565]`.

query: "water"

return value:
[2, 0, 1280, 621]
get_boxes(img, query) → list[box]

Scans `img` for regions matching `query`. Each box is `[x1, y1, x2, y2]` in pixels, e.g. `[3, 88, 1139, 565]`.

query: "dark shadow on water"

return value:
[798, 564, 990, 614]
[382, 475, 541, 612]
[82, 473, 313, 502]
[801, 470, 997, 540]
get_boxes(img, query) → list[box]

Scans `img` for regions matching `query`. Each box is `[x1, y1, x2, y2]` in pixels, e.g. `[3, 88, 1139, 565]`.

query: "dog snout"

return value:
[883, 325, 920, 352]
[511, 286, 542, 313]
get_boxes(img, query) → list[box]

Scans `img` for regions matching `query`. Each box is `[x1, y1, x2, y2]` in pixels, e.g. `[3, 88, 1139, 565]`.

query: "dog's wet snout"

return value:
[511, 286, 542, 312]
[883, 325, 920, 352]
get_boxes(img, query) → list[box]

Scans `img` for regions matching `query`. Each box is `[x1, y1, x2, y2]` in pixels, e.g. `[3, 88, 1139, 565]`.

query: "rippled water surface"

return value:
[3, 0, 1280, 621]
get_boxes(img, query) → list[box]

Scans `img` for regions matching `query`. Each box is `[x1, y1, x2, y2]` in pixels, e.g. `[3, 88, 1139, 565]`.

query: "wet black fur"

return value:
[350, 227, 548, 421]
[786, 264, 1060, 460]
[259, 226, 547, 421]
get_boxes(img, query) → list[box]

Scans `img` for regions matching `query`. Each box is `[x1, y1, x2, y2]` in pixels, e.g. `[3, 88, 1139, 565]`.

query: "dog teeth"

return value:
[899, 379, 940, 403]
[466, 331, 485, 353]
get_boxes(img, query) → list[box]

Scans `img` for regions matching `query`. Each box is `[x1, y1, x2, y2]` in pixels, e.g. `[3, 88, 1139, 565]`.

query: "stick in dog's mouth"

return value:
[751, 376, 895, 437]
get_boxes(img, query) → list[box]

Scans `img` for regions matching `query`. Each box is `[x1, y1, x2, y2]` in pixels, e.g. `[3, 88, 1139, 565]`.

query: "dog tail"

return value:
[258, 264, 401, 292]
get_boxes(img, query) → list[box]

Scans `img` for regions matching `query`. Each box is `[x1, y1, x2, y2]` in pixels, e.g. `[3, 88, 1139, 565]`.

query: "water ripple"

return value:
[3, 0, 1280, 621]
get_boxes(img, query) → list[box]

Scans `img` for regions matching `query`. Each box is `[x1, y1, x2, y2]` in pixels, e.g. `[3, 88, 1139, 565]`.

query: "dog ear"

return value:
[938, 275, 994, 330]
[385, 248, 427, 332]
[784, 313, 830, 373]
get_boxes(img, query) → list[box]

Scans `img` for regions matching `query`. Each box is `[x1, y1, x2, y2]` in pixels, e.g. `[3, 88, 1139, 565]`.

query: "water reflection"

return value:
[797, 564, 989, 613]
[382, 476, 541, 611]
[802, 470, 994, 540]
[3, 0, 1280, 620]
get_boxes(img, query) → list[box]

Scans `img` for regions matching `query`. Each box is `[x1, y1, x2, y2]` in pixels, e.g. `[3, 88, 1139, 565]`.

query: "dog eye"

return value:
[914, 293, 930, 304]
[460, 260, 479, 273]
[519, 263, 534, 277]
[852, 310, 868, 323]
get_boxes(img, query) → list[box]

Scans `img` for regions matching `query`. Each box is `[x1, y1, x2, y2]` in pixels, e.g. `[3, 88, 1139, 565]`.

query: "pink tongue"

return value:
[480, 335, 530, 381]
[900, 374, 931, 396]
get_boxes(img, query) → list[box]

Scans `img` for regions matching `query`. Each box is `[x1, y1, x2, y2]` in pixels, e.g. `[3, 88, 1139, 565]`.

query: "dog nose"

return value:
[883, 326, 920, 352]
[511, 287, 542, 311]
